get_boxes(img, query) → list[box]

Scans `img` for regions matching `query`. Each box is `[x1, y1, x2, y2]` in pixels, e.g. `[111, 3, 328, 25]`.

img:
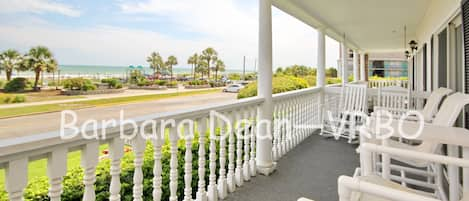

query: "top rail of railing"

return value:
[0, 96, 265, 163]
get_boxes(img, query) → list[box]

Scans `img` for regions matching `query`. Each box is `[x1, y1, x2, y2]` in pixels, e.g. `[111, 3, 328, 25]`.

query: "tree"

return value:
[187, 53, 198, 80]
[146, 52, 164, 78]
[23, 46, 57, 90]
[326, 67, 338, 78]
[165, 55, 178, 81]
[201, 47, 218, 80]
[0, 49, 22, 81]
[213, 59, 225, 82]
[196, 60, 208, 79]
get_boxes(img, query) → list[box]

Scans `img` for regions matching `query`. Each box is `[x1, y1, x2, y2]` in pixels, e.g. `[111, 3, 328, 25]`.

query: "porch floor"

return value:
[226, 133, 359, 201]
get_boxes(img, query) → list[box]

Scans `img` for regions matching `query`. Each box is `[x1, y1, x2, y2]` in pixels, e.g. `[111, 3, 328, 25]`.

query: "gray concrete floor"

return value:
[226, 133, 359, 201]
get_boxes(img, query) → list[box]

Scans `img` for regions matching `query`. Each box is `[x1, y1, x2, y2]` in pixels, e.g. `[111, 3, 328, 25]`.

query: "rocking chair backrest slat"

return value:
[377, 86, 409, 112]
[340, 83, 368, 114]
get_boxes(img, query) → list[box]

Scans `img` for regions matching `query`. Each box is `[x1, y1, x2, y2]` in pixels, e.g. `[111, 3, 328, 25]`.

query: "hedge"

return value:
[237, 75, 309, 99]
[0, 128, 238, 201]
[63, 78, 97, 91]
[3, 77, 32, 92]
[101, 78, 123, 89]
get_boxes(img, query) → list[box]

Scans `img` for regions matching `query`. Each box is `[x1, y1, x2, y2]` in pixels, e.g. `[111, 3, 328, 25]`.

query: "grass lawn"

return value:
[0, 88, 220, 118]
[0, 90, 85, 105]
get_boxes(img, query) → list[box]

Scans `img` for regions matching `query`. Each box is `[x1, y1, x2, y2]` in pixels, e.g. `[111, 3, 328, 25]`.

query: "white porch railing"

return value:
[0, 85, 432, 200]
[368, 79, 409, 89]
[0, 87, 325, 201]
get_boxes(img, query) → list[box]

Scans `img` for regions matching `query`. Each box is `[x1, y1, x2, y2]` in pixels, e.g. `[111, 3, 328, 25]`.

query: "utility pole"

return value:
[243, 56, 246, 81]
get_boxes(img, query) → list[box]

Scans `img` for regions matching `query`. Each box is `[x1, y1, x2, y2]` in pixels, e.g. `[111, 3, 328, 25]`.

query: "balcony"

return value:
[0, 0, 466, 201]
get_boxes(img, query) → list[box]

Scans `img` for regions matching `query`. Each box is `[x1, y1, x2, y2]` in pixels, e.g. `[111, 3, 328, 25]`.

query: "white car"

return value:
[223, 84, 244, 93]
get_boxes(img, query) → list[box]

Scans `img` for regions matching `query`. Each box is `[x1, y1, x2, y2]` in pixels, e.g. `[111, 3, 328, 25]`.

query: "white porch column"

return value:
[317, 28, 326, 87]
[353, 50, 359, 82]
[360, 53, 366, 81]
[256, 0, 276, 176]
[341, 42, 348, 84]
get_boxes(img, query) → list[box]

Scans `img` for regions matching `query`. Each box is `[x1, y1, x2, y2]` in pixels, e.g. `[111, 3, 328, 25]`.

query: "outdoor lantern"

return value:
[405, 50, 410, 59]
[409, 40, 418, 51]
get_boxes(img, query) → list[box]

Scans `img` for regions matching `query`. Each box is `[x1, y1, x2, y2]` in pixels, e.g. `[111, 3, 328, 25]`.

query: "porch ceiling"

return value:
[273, 0, 431, 52]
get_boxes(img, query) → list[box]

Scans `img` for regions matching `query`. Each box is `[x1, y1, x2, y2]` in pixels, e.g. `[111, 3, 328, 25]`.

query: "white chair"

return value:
[373, 87, 452, 123]
[322, 83, 368, 143]
[336, 143, 469, 201]
[364, 92, 469, 201]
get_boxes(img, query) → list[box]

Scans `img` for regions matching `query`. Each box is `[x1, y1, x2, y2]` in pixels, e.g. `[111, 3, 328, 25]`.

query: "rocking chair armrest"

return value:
[359, 143, 469, 168]
[338, 175, 440, 201]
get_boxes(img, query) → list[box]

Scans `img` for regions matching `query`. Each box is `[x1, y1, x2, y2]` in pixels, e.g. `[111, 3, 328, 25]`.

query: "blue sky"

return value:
[0, 0, 340, 70]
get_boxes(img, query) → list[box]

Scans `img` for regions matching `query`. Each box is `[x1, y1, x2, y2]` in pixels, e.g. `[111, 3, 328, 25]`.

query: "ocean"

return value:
[10, 65, 253, 79]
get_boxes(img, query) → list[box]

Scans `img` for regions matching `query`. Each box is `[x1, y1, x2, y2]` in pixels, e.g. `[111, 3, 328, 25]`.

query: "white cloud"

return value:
[0, 0, 340, 70]
[0, 0, 80, 17]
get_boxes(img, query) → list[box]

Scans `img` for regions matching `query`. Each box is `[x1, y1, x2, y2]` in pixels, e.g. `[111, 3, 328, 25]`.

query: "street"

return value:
[0, 92, 237, 139]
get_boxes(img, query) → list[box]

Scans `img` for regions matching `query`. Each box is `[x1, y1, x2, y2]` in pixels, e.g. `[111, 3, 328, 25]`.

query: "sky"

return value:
[0, 0, 340, 70]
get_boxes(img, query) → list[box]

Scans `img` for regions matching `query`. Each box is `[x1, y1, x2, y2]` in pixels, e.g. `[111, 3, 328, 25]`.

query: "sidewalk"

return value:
[0, 86, 222, 109]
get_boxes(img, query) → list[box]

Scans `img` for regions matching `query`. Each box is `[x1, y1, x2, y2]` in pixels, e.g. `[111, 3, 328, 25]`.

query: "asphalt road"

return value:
[0, 92, 238, 139]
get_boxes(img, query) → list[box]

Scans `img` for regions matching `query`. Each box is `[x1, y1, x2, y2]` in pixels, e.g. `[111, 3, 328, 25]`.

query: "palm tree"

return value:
[0, 49, 22, 81]
[23, 46, 57, 90]
[187, 53, 198, 80]
[213, 59, 226, 82]
[201, 47, 218, 80]
[165, 55, 178, 81]
[146, 52, 164, 78]
[196, 60, 208, 79]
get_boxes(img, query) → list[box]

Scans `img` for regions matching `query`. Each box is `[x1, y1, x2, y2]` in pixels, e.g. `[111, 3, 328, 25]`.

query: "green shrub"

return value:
[4, 77, 32, 92]
[101, 78, 122, 89]
[0, 80, 5, 89]
[228, 73, 241, 81]
[137, 79, 152, 87]
[0, 128, 236, 201]
[238, 75, 309, 99]
[326, 77, 342, 85]
[0, 94, 26, 104]
[63, 78, 97, 91]
[187, 80, 208, 86]
[154, 80, 167, 86]
[166, 81, 178, 87]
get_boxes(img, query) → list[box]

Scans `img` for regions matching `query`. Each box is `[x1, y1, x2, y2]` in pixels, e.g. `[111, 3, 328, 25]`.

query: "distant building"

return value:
[338, 50, 408, 80]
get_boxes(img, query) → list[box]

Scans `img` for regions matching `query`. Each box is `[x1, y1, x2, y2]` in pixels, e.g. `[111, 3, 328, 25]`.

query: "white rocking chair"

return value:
[373, 87, 452, 123]
[321, 83, 368, 143]
[364, 92, 469, 201]
[336, 143, 469, 201]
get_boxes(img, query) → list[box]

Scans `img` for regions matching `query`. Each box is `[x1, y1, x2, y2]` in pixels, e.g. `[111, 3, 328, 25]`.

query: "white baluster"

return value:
[207, 115, 218, 201]
[280, 101, 287, 157]
[5, 158, 28, 201]
[47, 148, 67, 201]
[196, 118, 208, 201]
[169, 125, 179, 201]
[183, 119, 194, 201]
[250, 106, 257, 177]
[109, 137, 125, 201]
[227, 112, 236, 193]
[272, 104, 279, 161]
[243, 107, 251, 181]
[132, 135, 146, 201]
[152, 125, 164, 201]
[287, 100, 295, 151]
[234, 111, 244, 187]
[81, 142, 99, 201]
[218, 118, 228, 199]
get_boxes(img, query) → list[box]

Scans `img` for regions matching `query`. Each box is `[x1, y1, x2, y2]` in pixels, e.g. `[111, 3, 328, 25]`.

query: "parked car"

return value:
[223, 84, 244, 93]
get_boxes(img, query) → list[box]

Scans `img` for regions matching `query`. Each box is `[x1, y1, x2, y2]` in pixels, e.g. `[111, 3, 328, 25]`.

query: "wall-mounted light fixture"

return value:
[409, 40, 418, 51]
